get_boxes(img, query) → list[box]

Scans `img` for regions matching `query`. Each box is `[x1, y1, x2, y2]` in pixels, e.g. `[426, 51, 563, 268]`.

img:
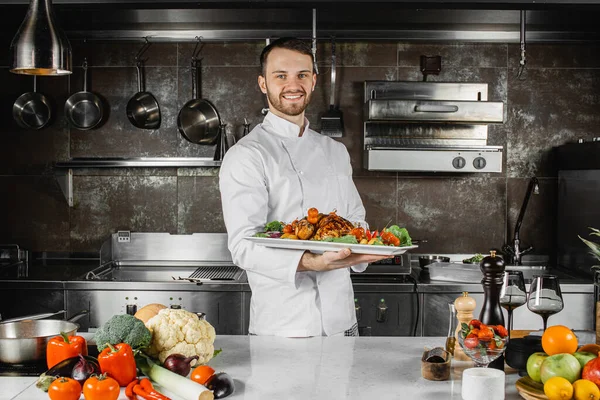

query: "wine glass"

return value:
[458, 330, 509, 368]
[527, 275, 564, 331]
[499, 271, 527, 338]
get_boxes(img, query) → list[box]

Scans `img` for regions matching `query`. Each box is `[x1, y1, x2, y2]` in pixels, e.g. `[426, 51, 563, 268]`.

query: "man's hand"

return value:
[298, 249, 393, 272]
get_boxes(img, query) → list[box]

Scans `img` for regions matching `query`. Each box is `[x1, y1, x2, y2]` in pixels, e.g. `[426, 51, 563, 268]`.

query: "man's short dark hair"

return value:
[260, 37, 314, 77]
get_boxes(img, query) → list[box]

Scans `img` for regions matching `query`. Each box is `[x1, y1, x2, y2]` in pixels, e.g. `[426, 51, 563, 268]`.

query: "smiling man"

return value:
[219, 37, 390, 337]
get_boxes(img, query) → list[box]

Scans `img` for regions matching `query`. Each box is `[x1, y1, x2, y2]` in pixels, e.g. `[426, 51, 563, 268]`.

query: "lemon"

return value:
[544, 376, 574, 400]
[573, 379, 600, 400]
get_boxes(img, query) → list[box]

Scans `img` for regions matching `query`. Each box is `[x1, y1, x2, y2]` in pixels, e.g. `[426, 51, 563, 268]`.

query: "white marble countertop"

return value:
[0, 335, 523, 400]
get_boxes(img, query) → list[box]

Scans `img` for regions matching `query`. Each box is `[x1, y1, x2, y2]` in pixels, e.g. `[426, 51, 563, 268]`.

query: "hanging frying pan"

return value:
[177, 58, 220, 144]
[64, 59, 103, 130]
[126, 60, 161, 130]
[12, 76, 52, 130]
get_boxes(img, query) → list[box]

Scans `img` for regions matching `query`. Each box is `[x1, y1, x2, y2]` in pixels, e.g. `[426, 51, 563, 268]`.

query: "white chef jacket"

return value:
[219, 112, 368, 337]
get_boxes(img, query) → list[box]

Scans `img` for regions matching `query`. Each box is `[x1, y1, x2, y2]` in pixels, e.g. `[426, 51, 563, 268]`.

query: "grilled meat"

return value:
[312, 211, 355, 241]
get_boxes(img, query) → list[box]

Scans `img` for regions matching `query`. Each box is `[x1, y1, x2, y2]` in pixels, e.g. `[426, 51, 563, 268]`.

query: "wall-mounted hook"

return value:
[135, 37, 151, 63]
[192, 36, 204, 61]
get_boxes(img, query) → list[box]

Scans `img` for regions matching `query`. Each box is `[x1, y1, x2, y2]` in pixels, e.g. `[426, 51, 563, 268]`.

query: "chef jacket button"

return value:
[299, 170, 304, 175]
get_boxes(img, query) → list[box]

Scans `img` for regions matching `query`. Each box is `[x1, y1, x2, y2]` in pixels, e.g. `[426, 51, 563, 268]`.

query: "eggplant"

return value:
[205, 372, 235, 399]
[35, 355, 100, 392]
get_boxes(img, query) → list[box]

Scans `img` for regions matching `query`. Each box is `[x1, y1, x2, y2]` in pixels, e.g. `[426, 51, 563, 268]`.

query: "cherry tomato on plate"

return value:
[191, 365, 216, 385]
[48, 377, 82, 400]
[83, 373, 120, 400]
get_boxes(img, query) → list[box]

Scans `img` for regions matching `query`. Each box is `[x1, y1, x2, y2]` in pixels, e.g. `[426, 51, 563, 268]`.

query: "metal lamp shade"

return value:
[9, 0, 72, 76]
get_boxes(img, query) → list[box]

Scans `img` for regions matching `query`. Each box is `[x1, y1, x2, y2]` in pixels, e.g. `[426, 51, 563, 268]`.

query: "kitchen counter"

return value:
[0, 336, 525, 400]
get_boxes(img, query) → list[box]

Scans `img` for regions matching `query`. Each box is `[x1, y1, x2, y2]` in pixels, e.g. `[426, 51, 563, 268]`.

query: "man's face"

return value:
[258, 47, 316, 118]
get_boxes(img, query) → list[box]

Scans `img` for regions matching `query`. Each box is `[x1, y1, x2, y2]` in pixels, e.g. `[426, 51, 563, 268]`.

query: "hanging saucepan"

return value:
[177, 58, 221, 144]
[12, 75, 52, 130]
[0, 309, 88, 364]
[64, 59, 104, 130]
[126, 60, 161, 130]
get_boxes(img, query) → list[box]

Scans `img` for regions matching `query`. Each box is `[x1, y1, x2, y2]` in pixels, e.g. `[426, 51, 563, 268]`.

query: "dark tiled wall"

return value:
[1, 39, 600, 256]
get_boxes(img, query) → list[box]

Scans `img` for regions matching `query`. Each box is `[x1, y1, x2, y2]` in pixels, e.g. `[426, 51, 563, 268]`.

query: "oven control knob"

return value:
[126, 304, 137, 315]
[354, 299, 362, 322]
[376, 298, 388, 323]
[452, 156, 466, 169]
[473, 157, 487, 170]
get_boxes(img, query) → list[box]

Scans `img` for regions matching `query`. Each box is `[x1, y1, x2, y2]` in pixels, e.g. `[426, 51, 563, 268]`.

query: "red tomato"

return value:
[48, 377, 82, 400]
[83, 373, 120, 400]
[464, 335, 479, 349]
[191, 365, 216, 385]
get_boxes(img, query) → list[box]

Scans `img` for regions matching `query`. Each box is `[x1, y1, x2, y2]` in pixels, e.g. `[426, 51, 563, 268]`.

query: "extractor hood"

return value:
[363, 81, 505, 173]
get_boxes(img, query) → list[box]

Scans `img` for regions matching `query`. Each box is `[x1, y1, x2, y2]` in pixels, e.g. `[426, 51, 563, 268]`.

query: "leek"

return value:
[137, 355, 214, 400]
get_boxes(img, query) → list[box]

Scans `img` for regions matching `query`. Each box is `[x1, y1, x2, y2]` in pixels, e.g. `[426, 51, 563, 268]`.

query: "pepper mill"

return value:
[453, 291, 476, 361]
[479, 250, 506, 370]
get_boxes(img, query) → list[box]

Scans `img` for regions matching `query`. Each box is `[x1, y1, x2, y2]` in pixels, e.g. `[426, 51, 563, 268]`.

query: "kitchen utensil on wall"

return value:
[213, 123, 229, 161]
[320, 37, 343, 137]
[242, 118, 250, 137]
[0, 309, 88, 364]
[126, 40, 161, 130]
[178, 40, 221, 145]
[64, 59, 103, 130]
[12, 75, 52, 130]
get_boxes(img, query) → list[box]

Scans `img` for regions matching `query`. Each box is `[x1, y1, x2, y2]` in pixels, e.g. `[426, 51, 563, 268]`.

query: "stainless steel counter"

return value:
[0, 258, 594, 336]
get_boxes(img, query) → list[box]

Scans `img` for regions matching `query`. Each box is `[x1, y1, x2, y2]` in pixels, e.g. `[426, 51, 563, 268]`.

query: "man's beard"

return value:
[266, 87, 312, 117]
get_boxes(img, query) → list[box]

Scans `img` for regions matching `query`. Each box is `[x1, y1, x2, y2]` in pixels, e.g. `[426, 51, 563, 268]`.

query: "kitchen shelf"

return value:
[54, 157, 221, 207]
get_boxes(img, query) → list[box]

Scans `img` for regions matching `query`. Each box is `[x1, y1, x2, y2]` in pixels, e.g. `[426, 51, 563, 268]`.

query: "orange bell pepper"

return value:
[98, 343, 137, 387]
[46, 332, 88, 368]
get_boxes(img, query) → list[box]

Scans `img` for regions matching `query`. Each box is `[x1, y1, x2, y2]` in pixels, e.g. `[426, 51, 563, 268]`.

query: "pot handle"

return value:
[0, 310, 66, 324]
[67, 309, 90, 323]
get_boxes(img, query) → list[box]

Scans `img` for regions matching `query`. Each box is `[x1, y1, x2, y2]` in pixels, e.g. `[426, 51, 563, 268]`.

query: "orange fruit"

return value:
[542, 325, 579, 355]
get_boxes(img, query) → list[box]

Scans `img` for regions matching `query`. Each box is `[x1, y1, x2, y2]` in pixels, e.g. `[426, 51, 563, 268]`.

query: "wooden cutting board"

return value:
[515, 376, 548, 400]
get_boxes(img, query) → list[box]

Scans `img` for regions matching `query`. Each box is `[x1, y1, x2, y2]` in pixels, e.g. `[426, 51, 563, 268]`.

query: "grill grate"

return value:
[189, 266, 239, 280]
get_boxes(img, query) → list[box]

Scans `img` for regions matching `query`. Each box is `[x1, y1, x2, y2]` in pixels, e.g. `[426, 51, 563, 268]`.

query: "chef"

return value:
[219, 37, 390, 337]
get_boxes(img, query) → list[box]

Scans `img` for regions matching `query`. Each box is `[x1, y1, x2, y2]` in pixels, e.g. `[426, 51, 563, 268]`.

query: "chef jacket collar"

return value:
[263, 111, 311, 139]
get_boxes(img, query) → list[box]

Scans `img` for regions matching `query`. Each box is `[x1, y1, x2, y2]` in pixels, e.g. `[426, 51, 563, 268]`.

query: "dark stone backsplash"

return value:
[1, 40, 600, 257]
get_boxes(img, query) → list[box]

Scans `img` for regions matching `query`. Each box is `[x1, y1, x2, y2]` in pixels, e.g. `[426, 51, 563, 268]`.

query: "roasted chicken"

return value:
[287, 209, 356, 241]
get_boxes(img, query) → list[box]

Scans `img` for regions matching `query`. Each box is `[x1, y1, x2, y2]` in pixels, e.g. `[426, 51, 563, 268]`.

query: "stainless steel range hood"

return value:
[363, 81, 505, 173]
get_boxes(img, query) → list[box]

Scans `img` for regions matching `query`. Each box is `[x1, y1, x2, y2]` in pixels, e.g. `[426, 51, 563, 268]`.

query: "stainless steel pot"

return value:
[126, 60, 161, 130]
[0, 309, 88, 364]
[177, 58, 220, 144]
[12, 75, 52, 130]
[64, 60, 103, 130]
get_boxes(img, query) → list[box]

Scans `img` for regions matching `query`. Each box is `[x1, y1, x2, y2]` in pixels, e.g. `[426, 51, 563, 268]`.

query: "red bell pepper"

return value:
[98, 343, 137, 387]
[46, 332, 88, 368]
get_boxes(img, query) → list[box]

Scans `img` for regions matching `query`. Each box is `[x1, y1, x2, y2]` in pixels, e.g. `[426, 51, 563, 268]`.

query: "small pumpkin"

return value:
[134, 303, 167, 324]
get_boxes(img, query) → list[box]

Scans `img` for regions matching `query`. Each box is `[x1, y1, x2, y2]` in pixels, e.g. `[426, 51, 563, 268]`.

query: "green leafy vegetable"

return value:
[253, 232, 269, 238]
[386, 225, 412, 246]
[463, 253, 484, 264]
[264, 220, 284, 233]
[322, 235, 359, 244]
[579, 227, 600, 270]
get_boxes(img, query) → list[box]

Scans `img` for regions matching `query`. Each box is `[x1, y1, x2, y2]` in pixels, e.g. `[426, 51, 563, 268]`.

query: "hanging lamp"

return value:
[9, 0, 72, 76]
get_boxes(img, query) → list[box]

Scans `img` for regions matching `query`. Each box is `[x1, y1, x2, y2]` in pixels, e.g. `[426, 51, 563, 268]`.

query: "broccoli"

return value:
[94, 314, 152, 352]
[264, 220, 284, 232]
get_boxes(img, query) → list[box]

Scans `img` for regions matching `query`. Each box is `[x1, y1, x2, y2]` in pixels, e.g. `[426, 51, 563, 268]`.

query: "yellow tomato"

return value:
[544, 376, 574, 400]
[573, 379, 600, 400]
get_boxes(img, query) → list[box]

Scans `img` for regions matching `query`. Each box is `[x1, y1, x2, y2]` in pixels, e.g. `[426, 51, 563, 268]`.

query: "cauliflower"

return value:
[144, 308, 216, 365]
